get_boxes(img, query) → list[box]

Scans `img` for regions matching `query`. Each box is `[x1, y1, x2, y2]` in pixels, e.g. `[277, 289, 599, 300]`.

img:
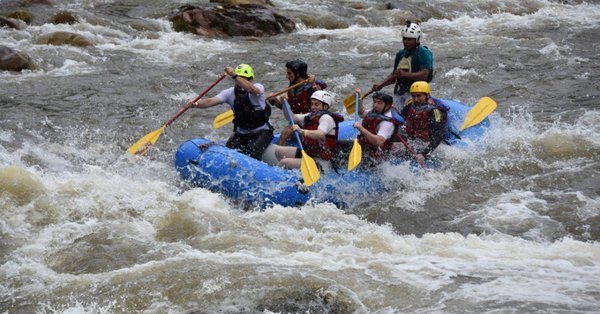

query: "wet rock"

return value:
[0, 16, 25, 29]
[51, 11, 77, 24]
[210, 0, 273, 5]
[35, 31, 93, 47]
[6, 10, 33, 24]
[384, 1, 432, 22]
[170, 4, 295, 37]
[350, 3, 369, 10]
[21, 0, 53, 5]
[0, 45, 36, 71]
[298, 14, 349, 30]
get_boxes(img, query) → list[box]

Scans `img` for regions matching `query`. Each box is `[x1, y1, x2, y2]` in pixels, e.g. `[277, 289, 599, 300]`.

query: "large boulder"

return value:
[0, 45, 35, 72]
[51, 11, 78, 24]
[6, 10, 33, 24]
[34, 31, 93, 47]
[0, 16, 25, 29]
[170, 4, 295, 37]
[210, 0, 273, 5]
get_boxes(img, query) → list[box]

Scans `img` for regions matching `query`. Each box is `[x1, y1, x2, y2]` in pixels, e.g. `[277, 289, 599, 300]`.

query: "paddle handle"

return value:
[396, 134, 428, 169]
[361, 90, 374, 101]
[267, 78, 311, 99]
[354, 93, 360, 137]
[283, 99, 305, 151]
[165, 74, 227, 127]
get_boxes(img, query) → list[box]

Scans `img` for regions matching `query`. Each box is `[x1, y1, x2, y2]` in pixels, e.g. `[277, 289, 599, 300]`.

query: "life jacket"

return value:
[403, 98, 448, 141]
[359, 111, 401, 161]
[302, 110, 344, 161]
[287, 82, 318, 114]
[232, 87, 270, 130]
[393, 46, 433, 95]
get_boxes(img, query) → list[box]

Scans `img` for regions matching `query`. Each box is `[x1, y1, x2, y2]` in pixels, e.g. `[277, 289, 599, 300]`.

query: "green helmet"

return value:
[234, 64, 255, 80]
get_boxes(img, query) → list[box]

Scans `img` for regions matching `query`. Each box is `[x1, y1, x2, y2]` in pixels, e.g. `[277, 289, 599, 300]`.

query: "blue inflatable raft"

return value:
[175, 98, 492, 208]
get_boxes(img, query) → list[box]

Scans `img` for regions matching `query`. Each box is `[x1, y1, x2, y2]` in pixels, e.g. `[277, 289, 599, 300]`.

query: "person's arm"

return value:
[354, 88, 367, 118]
[236, 77, 261, 95]
[394, 68, 431, 82]
[355, 123, 386, 147]
[192, 95, 222, 108]
[396, 47, 433, 82]
[296, 114, 333, 140]
[225, 66, 262, 95]
[372, 50, 402, 91]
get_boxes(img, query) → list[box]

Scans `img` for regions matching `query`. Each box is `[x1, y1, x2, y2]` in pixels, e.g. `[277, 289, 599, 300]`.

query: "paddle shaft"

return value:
[267, 78, 311, 100]
[355, 93, 360, 131]
[396, 134, 428, 169]
[165, 74, 226, 127]
[283, 100, 306, 151]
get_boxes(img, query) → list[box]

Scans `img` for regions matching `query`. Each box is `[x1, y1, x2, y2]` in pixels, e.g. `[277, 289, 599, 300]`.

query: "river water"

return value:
[1, 0, 599, 313]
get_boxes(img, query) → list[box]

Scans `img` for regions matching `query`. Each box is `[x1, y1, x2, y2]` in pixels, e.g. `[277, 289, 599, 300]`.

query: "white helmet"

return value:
[310, 90, 335, 108]
[401, 21, 422, 42]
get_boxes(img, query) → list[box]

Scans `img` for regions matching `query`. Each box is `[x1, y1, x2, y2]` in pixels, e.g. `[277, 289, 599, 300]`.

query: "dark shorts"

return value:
[226, 126, 274, 160]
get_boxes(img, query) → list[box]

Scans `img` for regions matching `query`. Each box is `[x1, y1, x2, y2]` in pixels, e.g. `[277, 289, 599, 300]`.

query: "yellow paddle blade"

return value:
[300, 150, 320, 186]
[343, 94, 356, 115]
[127, 125, 166, 155]
[459, 96, 498, 132]
[213, 110, 234, 128]
[348, 139, 362, 171]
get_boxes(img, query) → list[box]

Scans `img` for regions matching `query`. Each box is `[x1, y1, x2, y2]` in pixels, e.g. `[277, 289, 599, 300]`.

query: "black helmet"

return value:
[372, 92, 393, 105]
[285, 60, 308, 78]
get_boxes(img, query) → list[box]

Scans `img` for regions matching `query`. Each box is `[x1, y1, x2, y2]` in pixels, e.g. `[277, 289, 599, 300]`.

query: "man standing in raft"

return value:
[275, 91, 344, 170]
[371, 21, 434, 108]
[191, 64, 273, 160]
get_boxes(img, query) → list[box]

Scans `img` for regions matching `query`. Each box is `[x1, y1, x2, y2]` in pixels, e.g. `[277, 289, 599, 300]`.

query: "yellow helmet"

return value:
[410, 81, 430, 94]
[234, 63, 255, 80]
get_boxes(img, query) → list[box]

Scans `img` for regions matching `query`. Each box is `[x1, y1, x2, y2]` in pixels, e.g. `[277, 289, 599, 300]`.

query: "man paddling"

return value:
[191, 64, 273, 160]
[396, 81, 448, 165]
[268, 60, 325, 145]
[353, 90, 401, 168]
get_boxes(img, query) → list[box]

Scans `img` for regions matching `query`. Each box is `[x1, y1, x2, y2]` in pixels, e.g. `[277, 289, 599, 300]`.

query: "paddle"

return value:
[213, 109, 234, 128]
[213, 78, 312, 129]
[343, 90, 372, 115]
[396, 133, 428, 169]
[127, 74, 226, 155]
[283, 99, 320, 186]
[459, 96, 497, 132]
[348, 93, 362, 170]
[344, 75, 398, 114]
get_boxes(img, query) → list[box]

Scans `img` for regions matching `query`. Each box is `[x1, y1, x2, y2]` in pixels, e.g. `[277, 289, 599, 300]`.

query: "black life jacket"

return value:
[232, 87, 270, 130]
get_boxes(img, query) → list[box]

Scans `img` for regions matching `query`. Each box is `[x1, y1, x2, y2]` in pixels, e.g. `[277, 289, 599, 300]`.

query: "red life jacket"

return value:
[359, 111, 401, 161]
[287, 82, 317, 114]
[302, 110, 344, 161]
[403, 99, 448, 141]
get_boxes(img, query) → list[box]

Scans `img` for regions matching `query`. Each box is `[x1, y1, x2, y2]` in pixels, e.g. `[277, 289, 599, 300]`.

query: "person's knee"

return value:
[277, 158, 300, 169]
